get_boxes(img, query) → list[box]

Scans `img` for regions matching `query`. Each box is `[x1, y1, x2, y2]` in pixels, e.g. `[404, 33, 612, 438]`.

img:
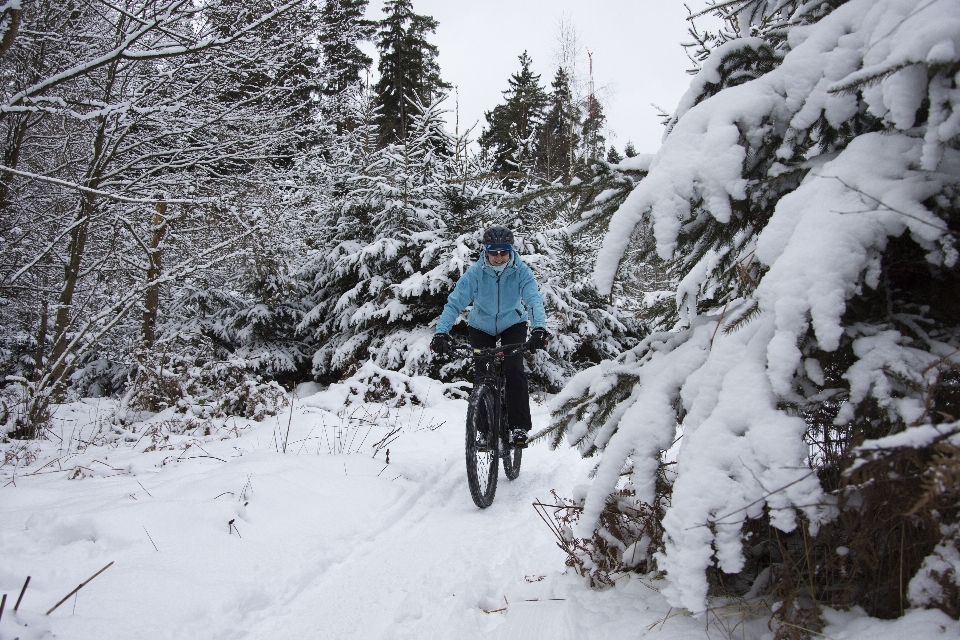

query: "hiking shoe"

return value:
[511, 428, 529, 448]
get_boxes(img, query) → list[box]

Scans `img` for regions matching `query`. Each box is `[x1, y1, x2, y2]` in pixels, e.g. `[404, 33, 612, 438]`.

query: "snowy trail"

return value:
[0, 396, 621, 639]
[3, 393, 950, 640]
[190, 401, 600, 640]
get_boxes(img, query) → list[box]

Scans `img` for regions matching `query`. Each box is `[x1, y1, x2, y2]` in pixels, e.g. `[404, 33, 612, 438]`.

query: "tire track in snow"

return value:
[233, 406, 593, 640]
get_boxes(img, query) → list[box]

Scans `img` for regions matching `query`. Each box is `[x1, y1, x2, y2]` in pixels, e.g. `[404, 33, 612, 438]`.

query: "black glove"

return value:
[430, 333, 451, 356]
[527, 328, 549, 352]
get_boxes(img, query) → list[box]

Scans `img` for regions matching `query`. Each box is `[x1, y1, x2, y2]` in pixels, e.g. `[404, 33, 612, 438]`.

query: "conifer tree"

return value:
[303, 98, 463, 378]
[478, 51, 549, 189]
[319, 0, 375, 96]
[318, 0, 376, 130]
[580, 93, 606, 164]
[549, 0, 960, 624]
[537, 67, 580, 184]
[373, 0, 450, 145]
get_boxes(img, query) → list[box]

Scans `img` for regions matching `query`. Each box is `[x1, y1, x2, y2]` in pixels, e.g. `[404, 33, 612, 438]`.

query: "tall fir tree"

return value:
[580, 92, 606, 165]
[319, 0, 375, 96]
[373, 0, 450, 145]
[318, 0, 376, 131]
[478, 51, 549, 190]
[537, 67, 580, 185]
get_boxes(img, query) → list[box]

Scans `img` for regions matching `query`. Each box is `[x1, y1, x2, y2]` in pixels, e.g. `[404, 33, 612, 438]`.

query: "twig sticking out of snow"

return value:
[14, 575, 29, 612]
[45, 561, 114, 616]
[143, 526, 159, 552]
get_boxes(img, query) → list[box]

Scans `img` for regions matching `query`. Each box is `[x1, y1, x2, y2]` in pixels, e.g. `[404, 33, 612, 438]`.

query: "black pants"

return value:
[469, 322, 531, 431]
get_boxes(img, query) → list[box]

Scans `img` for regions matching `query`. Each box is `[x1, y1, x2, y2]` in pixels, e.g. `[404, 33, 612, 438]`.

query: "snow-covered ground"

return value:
[2, 382, 957, 640]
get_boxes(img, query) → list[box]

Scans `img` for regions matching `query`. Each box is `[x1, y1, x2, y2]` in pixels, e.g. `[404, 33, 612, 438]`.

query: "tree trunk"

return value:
[0, 114, 28, 210]
[33, 299, 48, 378]
[0, 7, 22, 60]
[48, 193, 93, 395]
[141, 200, 167, 348]
[46, 55, 117, 396]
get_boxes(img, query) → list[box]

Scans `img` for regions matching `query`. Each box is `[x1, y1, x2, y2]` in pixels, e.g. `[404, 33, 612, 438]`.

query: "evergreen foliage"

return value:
[319, 0, 376, 97]
[300, 97, 496, 380]
[549, 0, 960, 627]
[537, 67, 580, 185]
[318, 0, 376, 132]
[478, 51, 549, 189]
[373, 0, 450, 145]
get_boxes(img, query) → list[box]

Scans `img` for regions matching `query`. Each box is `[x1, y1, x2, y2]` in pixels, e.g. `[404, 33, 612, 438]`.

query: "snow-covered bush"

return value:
[550, 0, 960, 626]
[301, 97, 508, 382]
[123, 349, 287, 422]
[312, 359, 471, 411]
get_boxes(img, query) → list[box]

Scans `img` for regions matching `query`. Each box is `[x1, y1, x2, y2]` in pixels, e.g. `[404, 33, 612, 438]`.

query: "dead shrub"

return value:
[535, 459, 671, 588]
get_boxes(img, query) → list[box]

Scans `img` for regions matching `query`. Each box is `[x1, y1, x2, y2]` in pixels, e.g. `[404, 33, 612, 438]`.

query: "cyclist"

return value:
[430, 225, 549, 448]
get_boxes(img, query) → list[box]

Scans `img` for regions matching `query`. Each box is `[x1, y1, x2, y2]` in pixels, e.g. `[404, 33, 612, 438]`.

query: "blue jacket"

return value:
[436, 252, 546, 336]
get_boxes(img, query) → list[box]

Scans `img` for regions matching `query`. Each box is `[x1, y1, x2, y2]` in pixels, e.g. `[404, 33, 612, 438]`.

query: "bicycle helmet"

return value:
[482, 225, 514, 250]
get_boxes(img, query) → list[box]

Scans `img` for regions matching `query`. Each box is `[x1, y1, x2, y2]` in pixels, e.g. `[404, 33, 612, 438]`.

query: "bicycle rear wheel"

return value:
[465, 386, 499, 508]
[501, 408, 522, 481]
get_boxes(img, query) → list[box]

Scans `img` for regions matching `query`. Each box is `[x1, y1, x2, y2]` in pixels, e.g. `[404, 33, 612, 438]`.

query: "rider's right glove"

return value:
[527, 327, 549, 352]
[430, 333, 452, 356]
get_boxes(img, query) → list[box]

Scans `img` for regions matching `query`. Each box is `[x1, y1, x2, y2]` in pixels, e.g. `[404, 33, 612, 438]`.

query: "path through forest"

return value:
[1, 387, 949, 640]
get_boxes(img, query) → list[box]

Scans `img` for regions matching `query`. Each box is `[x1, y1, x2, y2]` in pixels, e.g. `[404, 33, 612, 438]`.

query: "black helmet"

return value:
[482, 225, 514, 247]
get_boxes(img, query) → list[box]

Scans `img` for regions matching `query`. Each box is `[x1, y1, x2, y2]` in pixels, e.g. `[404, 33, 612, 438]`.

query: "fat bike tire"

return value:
[501, 412, 522, 481]
[465, 386, 499, 508]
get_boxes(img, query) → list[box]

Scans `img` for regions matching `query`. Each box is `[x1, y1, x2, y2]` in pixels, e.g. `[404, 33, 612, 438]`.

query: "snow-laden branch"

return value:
[0, 0, 306, 116]
[33, 225, 261, 394]
[0, 165, 206, 204]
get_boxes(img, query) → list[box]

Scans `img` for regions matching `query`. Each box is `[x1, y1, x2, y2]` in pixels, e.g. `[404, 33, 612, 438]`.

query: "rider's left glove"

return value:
[527, 328, 549, 352]
[430, 333, 452, 356]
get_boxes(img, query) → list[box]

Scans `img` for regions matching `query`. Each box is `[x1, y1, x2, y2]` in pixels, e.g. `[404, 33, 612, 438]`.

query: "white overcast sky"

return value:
[362, 1, 716, 154]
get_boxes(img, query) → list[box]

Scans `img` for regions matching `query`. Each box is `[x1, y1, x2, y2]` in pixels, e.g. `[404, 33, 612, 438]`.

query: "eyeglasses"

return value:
[486, 249, 512, 258]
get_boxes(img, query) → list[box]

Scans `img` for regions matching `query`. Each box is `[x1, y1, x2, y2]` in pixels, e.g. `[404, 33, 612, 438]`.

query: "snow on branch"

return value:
[0, 0, 307, 115]
[570, 0, 960, 614]
[0, 165, 205, 204]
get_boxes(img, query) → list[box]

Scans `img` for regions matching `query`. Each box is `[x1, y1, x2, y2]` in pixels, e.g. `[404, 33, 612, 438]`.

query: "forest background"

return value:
[1, 0, 958, 634]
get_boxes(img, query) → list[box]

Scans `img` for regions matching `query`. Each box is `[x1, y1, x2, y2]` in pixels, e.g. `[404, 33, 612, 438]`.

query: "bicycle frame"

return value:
[452, 342, 526, 446]
[451, 342, 527, 452]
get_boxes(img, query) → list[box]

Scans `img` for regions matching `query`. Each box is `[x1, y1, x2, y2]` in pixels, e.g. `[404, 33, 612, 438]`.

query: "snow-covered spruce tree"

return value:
[537, 66, 581, 185]
[298, 90, 382, 382]
[503, 156, 649, 392]
[549, 0, 960, 625]
[318, 0, 376, 132]
[478, 51, 550, 190]
[303, 97, 501, 382]
[373, 0, 450, 145]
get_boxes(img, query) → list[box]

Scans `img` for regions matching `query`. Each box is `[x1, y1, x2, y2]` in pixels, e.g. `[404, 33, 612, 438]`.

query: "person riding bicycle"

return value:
[430, 225, 549, 448]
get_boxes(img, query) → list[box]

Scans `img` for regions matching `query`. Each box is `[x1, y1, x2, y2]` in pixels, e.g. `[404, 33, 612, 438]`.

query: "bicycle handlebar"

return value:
[448, 342, 528, 358]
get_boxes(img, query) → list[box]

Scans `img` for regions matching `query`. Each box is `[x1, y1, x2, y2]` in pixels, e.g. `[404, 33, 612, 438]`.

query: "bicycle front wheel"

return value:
[465, 385, 499, 508]
[501, 417, 522, 481]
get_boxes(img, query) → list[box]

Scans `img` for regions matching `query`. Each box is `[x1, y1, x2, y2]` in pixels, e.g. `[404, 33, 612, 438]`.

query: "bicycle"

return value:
[450, 342, 527, 508]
